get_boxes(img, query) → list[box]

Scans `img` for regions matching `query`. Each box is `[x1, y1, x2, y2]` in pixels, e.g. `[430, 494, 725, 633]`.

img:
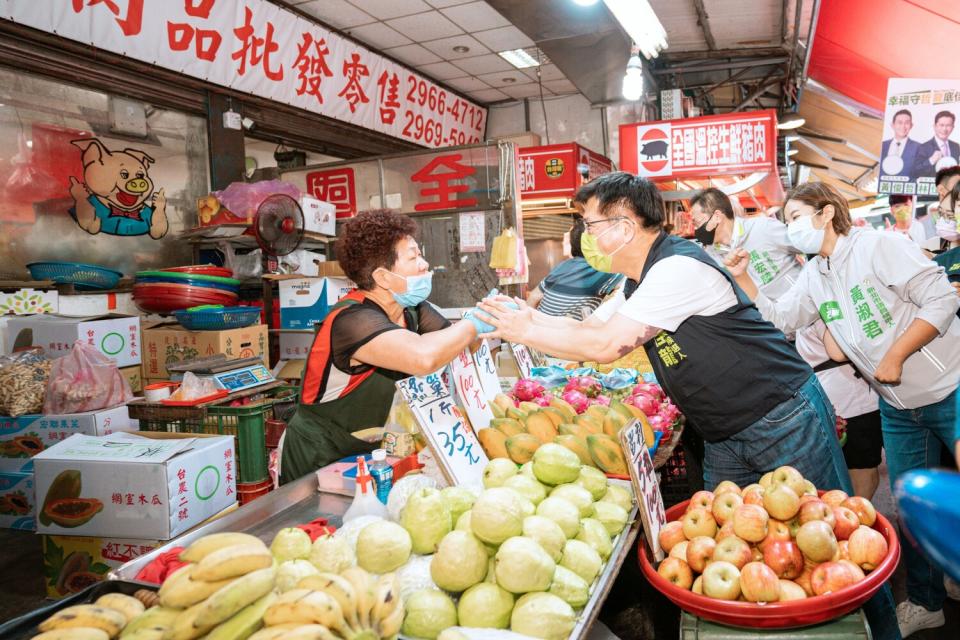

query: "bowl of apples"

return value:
[637, 466, 900, 629]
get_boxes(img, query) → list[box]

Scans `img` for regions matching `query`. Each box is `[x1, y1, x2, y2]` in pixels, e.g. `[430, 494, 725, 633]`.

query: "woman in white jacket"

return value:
[727, 182, 960, 639]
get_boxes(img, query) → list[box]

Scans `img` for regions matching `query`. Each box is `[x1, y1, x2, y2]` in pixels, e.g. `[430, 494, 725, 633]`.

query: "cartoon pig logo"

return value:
[68, 138, 168, 238]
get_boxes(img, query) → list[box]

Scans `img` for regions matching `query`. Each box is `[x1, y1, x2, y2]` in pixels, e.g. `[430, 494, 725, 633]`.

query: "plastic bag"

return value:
[213, 179, 301, 221]
[167, 371, 218, 402]
[0, 348, 53, 417]
[218, 240, 263, 279]
[43, 341, 132, 415]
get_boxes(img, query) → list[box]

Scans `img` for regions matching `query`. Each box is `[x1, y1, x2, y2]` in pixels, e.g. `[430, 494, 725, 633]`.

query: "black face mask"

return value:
[694, 219, 716, 245]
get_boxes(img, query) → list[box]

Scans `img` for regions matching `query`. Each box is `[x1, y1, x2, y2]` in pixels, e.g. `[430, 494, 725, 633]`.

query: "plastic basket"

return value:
[26, 261, 123, 290]
[174, 305, 261, 330]
[136, 276, 240, 292]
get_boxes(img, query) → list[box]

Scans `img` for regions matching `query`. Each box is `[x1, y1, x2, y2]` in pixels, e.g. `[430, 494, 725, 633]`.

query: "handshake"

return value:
[463, 289, 520, 335]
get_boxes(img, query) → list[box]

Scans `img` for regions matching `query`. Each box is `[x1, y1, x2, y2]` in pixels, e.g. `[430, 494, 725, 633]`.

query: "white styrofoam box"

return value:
[300, 196, 336, 236]
[5, 314, 142, 367]
[57, 293, 138, 318]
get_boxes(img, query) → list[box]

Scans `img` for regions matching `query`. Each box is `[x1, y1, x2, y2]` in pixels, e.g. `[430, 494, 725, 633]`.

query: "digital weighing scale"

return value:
[167, 355, 276, 394]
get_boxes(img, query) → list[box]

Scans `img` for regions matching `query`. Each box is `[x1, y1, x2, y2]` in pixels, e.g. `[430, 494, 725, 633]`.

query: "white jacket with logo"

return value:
[707, 216, 805, 302]
[756, 228, 960, 410]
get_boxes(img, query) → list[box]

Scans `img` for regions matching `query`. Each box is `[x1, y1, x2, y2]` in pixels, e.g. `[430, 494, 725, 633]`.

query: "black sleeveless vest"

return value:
[632, 233, 813, 442]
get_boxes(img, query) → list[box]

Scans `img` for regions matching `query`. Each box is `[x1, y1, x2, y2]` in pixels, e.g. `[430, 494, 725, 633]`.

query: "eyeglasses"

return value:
[583, 216, 626, 232]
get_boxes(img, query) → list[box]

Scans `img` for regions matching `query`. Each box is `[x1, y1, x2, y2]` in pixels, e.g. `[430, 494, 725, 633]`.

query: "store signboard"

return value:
[620, 110, 777, 180]
[620, 420, 667, 562]
[878, 78, 960, 196]
[4, 1, 486, 148]
[518, 143, 613, 198]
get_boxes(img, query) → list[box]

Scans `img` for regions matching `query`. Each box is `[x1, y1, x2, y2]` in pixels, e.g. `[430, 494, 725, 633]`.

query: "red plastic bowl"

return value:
[638, 496, 900, 629]
[161, 265, 234, 277]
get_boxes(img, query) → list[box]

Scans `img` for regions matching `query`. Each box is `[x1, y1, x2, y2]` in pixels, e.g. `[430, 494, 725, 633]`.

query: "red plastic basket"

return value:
[162, 265, 234, 277]
[637, 495, 900, 629]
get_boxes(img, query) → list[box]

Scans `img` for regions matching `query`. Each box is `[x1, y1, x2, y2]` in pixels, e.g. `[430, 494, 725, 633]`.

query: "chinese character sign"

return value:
[619, 420, 664, 561]
[879, 78, 960, 196]
[620, 110, 777, 179]
[10, 0, 486, 148]
[450, 348, 494, 432]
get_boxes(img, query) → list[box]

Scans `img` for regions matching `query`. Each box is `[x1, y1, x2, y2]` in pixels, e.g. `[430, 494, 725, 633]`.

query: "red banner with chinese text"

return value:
[518, 143, 613, 199]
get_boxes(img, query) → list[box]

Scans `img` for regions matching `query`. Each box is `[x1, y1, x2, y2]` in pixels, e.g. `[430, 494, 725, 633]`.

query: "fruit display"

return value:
[646, 466, 898, 621]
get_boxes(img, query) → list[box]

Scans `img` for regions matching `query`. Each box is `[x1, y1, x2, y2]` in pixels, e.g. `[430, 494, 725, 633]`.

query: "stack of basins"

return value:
[133, 265, 240, 314]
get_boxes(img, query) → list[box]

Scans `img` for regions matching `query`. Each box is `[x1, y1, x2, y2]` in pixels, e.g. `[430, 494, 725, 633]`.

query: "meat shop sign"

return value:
[619, 110, 778, 179]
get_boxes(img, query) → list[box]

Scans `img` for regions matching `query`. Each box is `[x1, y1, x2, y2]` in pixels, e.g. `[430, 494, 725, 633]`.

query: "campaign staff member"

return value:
[726, 182, 960, 639]
[280, 210, 480, 484]
[478, 172, 849, 493]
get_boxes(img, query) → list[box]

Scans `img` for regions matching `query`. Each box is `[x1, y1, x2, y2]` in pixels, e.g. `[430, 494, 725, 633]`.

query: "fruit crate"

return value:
[657, 428, 703, 509]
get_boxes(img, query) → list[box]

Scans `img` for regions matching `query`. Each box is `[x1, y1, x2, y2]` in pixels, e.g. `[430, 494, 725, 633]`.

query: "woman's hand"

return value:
[874, 351, 905, 385]
[724, 249, 751, 278]
[477, 297, 533, 343]
[952, 282, 960, 298]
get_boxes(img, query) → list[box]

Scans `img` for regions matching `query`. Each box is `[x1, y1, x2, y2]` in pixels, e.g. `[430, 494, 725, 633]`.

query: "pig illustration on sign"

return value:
[640, 139, 668, 159]
[68, 138, 168, 238]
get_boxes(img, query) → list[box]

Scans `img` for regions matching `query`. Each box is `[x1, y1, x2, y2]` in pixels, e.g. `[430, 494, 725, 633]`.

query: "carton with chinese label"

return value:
[0, 405, 134, 473]
[300, 196, 336, 236]
[141, 323, 268, 379]
[279, 277, 355, 330]
[33, 432, 237, 539]
[4, 314, 142, 368]
[119, 365, 143, 394]
[278, 330, 315, 360]
[0, 471, 36, 530]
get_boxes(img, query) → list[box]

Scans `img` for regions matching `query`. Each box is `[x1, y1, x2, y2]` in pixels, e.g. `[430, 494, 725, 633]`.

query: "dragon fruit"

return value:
[514, 378, 546, 402]
[659, 402, 681, 424]
[534, 395, 553, 407]
[590, 395, 611, 407]
[629, 394, 661, 417]
[564, 376, 602, 398]
[646, 414, 671, 434]
[632, 382, 664, 402]
[561, 389, 590, 414]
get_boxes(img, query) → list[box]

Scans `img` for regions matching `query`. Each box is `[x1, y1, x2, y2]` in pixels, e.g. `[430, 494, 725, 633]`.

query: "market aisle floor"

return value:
[1, 462, 958, 637]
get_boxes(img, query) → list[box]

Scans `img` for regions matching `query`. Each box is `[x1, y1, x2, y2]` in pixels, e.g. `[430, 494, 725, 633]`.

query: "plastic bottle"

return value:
[368, 449, 393, 504]
[343, 456, 388, 522]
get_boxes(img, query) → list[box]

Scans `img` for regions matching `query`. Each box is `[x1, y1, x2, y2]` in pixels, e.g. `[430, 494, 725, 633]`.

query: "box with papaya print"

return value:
[0, 471, 35, 530]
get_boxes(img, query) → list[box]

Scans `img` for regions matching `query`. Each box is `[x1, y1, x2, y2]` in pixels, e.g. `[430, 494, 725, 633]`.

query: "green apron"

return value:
[279, 298, 417, 485]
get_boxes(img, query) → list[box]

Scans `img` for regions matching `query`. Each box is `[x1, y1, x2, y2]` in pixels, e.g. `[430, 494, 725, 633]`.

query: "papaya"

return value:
[585, 405, 609, 423]
[491, 418, 526, 438]
[478, 428, 509, 459]
[554, 435, 592, 465]
[506, 407, 529, 422]
[518, 401, 542, 414]
[524, 411, 559, 444]
[505, 434, 541, 464]
[539, 407, 565, 429]
[55, 550, 92, 595]
[63, 571, 103, 594]
[45, 497, 103, 528]
[4, 491, 30, 515]
[493, 394, 515, 414]
[574, 414, 603, 434]
[12, 435, 44, 455]
[40, 469, 83, 527]
[548, 398, 577, 422]
[637, 414, 656, 448]
[587, 434, 629, 475]
[490, 402, 505, 419]
[608, 400, 634, 423]
[602, 411, 628, 439]
[558, 423, 591, 440]
[623, 403, 648, 422]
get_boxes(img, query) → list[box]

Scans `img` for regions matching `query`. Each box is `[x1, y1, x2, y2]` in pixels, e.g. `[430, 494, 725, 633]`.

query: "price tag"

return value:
[397, 370, 488, 487]
[510, 343, 534, 378]
[472, 340, 502, 400]
[620, 419, 667, 562]
[450, 348, 495, 432]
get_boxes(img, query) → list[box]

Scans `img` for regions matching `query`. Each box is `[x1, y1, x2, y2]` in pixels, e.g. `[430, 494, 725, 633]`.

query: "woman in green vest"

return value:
[279, 209, 481, 484]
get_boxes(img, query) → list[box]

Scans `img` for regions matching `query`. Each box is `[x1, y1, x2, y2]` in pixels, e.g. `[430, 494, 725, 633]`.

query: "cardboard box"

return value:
[0, 405, 135, 473]
[279, 277, 354, 330]
[58, 292, 138, 318]
[0, 471, 35, 530]
[119, 365, 143, 394]
[300, 196, 336, 236]
[278, 330, 314, 360]
[316, 261, 346, 277]
[0, 287, 58, 315]
[142, 323, 268, 379]
[5, 314, 142, 367]
[40, 503, 238, 597]
[34, 432, 237, 539]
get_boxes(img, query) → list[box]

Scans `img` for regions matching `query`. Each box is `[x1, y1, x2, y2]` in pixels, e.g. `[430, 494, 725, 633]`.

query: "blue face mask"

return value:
[387, 271, 433, 307]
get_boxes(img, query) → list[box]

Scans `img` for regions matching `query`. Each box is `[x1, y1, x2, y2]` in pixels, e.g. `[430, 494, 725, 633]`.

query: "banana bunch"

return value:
[33, 593, 146, 640]
[250, 568, 403, 640]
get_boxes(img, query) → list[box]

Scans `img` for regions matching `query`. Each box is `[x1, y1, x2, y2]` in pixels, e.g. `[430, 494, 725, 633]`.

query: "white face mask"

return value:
[787, 209, 826, 254]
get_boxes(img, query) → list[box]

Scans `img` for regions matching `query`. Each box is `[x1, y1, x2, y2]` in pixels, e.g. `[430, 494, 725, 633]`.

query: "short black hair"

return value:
[935, 165, 960, 187]
[574, 171, 664, 230]
[689, 187, 734, 220]
[889, 194, 913, 207]
[892, 109, 912, 123]
[569, 217, 585, 258]
[935, 110, 955, 125]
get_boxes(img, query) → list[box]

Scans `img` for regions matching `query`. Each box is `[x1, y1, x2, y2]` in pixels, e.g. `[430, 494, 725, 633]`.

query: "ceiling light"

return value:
[498, 49, 539, 69]
[622, 53, 643, 101]
[502, 77, 518, 84]
[777, 114, 806, 130]
[783, 134, 800, 142]
[452, 45, 470, 53]
[572, 0, 600, 6]
[603, 0, 668, 59]
[786, 148, 799, 156]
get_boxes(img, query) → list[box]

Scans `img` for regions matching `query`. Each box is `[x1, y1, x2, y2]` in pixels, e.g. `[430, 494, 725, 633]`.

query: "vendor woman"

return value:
[279, 209, 480, 484]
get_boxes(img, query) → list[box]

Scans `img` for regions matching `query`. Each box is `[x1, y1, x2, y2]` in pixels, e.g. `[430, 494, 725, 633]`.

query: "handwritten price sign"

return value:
[510, 343, 535, 379]
[473, 340, 502, 397]
[620, 419, 667, 562]
[450, 349, 495, 432]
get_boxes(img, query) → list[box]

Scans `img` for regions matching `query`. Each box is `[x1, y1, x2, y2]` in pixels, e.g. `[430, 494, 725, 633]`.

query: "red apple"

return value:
[715, 520, 737, 542]
[778, 579, 807, 601]
[742, 483, 764, 495]
[751, 545, 765, 563]
[682, 507, 718, 540]
[659, 521, 686, 552]
[839, 560, 866, 583]
[702, 561, 742, 600]
[759, 519, 792, 552]
[842, 497, 877, 527]
[759, 472, 775, 489]
[837, 540, 850, 561]
[686, 536, 717, 573]
[688, 490, 715, 512]
[811, 561, 858, 595]
[771, 465, 806, 497]
[763, 484, 801, 521]
[763, 540, 804, 579]
[848, 525, 888, 571]
[799, 500, 837, 529]
[692, 575, 703, 595]
[711, 492, 743, 526]
[714, 480, 742, 497]
[795, 565, 816, 596]
[669, 540, 690, 561]
[713, 536, 753, 569]
[732, 504, 769, 543]
[821, 489, 850, 508]
[743, 487, 765, 506]
[740, 561, 781, 603]
[832, 506, 860, 541]
[657, 557, 694, 590]
[796, 520, 838, 563]
[798, 494, 822, 506]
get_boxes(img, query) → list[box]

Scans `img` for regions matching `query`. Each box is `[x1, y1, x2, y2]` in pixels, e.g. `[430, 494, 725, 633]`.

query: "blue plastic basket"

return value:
[27, 262, 123, 290]
[174, 305, 261, 331]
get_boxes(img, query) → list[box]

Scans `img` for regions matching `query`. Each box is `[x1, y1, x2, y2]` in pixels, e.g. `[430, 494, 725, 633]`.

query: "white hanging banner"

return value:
[7, 0, 486, 147]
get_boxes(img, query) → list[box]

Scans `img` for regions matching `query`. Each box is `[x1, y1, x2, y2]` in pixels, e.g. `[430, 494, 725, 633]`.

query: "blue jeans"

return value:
[880, 389, 958, 612]
[705, 375, 901, 640]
